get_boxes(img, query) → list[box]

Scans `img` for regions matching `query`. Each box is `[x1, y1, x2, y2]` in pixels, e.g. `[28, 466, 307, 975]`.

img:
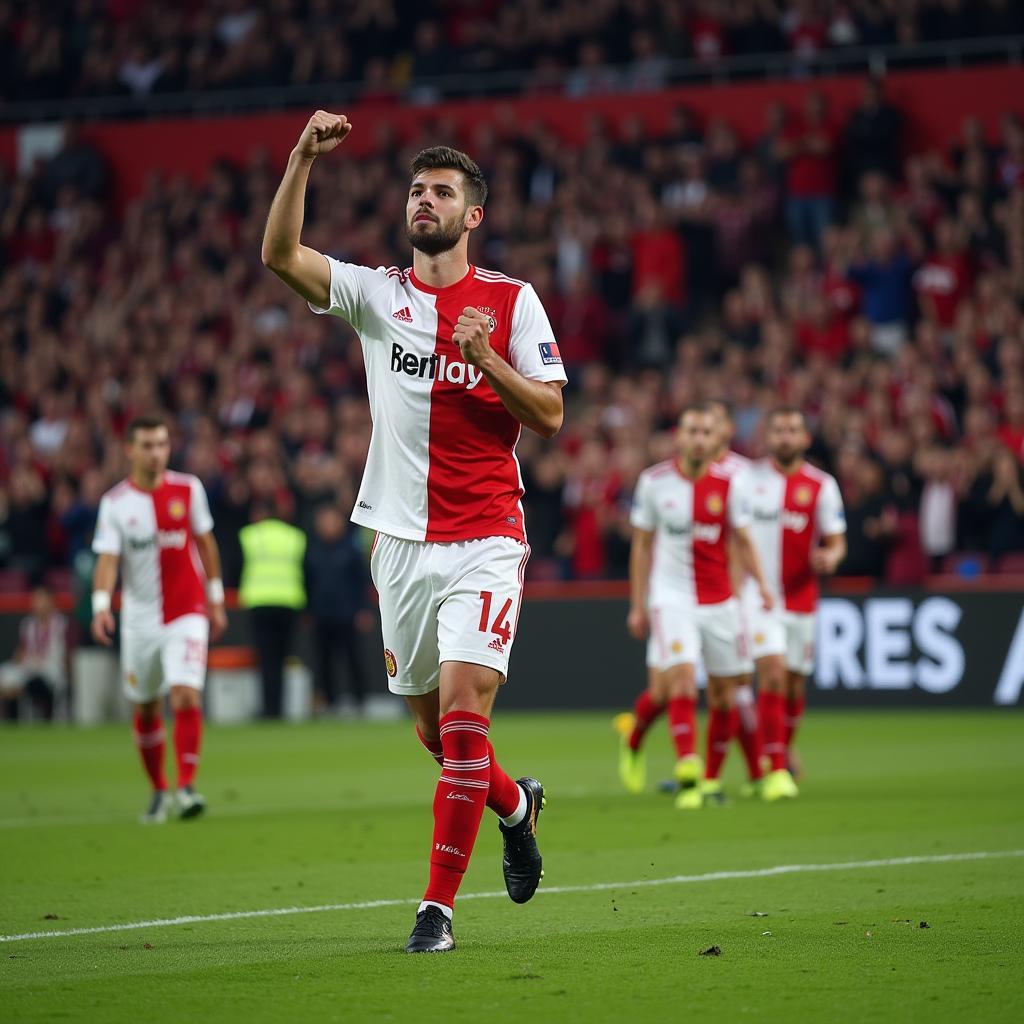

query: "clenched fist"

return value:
[295, 110, 352, 160]
[452, 307, 494, 368]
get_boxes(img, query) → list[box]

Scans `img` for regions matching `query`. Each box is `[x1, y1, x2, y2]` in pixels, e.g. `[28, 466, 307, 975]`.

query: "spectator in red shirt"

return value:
[998, 391, 1024, 462]
[776, 92, 838, 250]
[689, 1, 727, 63]
[795, 293, 850, 362]
[630, 197, 686, 306]
[546, 272, 610, 368]
[913, 218, 971, 333]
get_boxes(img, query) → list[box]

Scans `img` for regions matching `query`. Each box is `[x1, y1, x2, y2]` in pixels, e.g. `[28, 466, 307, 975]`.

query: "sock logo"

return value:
[446, 792, 473, 802]
[435, 843, 465, 857]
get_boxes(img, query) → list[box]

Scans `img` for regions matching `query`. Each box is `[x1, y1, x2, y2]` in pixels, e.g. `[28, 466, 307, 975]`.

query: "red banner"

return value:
[2, 65, 1021, 209]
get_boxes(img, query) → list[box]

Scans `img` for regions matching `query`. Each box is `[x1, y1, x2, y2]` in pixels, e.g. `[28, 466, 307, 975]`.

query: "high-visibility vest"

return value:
[238, 519, 307, 610]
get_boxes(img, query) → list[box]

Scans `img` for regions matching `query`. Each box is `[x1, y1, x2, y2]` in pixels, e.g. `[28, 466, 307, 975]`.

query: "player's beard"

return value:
[407, 212, 465, 256]
[773, 447, 800, 469]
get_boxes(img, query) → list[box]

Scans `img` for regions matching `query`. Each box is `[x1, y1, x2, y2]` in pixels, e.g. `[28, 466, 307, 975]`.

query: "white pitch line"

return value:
[2, 848, 1021, 945]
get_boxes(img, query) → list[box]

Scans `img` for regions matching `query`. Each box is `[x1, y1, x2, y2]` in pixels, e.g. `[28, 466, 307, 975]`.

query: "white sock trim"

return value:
[499, 783, 528, 828]
[419, 900, 453, 920]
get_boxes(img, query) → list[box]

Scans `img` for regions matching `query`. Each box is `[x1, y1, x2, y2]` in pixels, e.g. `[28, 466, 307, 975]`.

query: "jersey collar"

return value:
[408, 264, 475, 295]
[126, 473, 165, 494]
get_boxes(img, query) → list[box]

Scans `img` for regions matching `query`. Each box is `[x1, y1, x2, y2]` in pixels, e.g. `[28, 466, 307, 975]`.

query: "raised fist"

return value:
[296, 110, 352, 160]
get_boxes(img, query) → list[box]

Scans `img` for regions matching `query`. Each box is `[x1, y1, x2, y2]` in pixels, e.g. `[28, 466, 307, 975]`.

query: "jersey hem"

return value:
[352, 512, 527, 545]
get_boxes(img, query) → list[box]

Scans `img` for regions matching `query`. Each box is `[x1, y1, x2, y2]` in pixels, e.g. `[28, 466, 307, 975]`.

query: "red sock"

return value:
[758, 691, 787, 772]
[785, 694, 806, 748]
[416, 726, 444, 767]
[734, 692, 763, 781]
[666, 695, 697, 759]
[486, 744, 522, 819]
[628, 691, 665, 752]
[133, 712, 167, 791]
[423, 711, 491, 910]
[705, 708, 733, 780]
[417, 727, 519, 820]
[173, 706, 203, 788]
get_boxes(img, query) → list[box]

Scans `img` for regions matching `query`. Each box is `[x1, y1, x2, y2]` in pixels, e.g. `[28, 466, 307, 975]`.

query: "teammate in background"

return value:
[623, 405, 773, 810]
[262, 112, 566, 953]
[707, 399, 764, 796]
[91, 416, 228, 823]
[745, 407, 846, 801]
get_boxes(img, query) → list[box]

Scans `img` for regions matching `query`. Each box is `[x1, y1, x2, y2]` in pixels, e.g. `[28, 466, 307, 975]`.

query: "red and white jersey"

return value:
[92, 472, 214, 630]
[310, 259, 567, 544]
[715, 449, 751, 478]
[746, 459, 846, 613]
[630, 459, 752, 606]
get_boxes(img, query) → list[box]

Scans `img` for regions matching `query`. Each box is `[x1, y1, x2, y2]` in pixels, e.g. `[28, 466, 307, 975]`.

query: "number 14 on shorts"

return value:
[478, 590, 512, 648]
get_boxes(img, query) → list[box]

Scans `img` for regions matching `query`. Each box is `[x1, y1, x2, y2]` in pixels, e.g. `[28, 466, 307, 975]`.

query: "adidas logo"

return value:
[392, 306, 413, 322]
[488, 638, 505, 653]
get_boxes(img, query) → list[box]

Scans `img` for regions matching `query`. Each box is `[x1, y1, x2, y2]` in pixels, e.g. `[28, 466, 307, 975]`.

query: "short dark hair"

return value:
[410, 146, 488, 207]
[679, 402, 711, 420]
[706, 398, 734, 422]
[126, 414, 168, 441]
[767, 405, 807, 427]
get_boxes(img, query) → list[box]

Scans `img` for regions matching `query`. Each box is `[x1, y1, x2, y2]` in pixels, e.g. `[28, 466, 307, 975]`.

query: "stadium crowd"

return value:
[1, 0, 1022, 106]
[1, 73, 1024, 598]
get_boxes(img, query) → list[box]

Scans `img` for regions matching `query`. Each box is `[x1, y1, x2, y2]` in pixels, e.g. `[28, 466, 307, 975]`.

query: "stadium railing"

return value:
[0, 34, 1021, 124]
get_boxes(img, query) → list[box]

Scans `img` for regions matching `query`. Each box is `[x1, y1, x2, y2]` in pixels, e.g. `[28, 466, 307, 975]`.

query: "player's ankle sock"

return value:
[173, 706, 203, 788]
[666, 695, 697, 758]
[733, 691, 763, 781]
[416, 726, 444, 767]
[133, 712, 167, 791]
[486, 743, 524, 823]
[785, 694, 806, 748]
[422, 711, 490, 909]
[758, 691, 788, 772]
[628, 690, 665, 752]
[705, 708, 733, 780]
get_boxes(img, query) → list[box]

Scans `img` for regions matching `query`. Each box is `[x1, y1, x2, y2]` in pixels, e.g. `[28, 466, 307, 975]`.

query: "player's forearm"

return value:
[196, 536, 224, 594]
[476, 352, 562, 438]
[92, 554, 118, 596]
[262, 149, 315, 269]
[262, 148, 335, 308]
[823, 534, 847, 572]
[727, 535, 746, 594]
[629, 542, 652, 611]
[735, 532, 768, 591]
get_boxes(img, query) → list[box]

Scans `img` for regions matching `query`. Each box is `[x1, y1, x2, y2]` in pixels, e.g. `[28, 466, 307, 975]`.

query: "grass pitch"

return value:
[1, 710, 1022, 1023]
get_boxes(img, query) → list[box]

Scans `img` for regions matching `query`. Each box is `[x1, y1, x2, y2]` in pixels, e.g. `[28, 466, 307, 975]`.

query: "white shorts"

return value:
[370, 533, 530, 697]
[121, 614, 209, 703]
[647, 598, 752, 677]
[745, 600, 817, 676]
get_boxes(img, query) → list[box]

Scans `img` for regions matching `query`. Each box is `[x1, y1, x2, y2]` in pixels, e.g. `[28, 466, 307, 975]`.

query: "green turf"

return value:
[1, 710, 1022, 1023]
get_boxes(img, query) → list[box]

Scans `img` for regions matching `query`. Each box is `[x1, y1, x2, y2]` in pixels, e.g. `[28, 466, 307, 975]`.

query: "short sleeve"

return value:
[190, 478, 215, 536]
[307, 256, 389, 329]
[817, 475, 847, 536]
[507, 284, 568, 385]
[92, 495, 122, 555]
[629, 472, 657, 532]
[727, 472, 753, 531]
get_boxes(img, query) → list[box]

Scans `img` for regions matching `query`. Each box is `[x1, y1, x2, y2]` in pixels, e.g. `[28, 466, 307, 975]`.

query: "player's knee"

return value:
[169, 686, 200, 711]
[760, 661, 786, 693]
[135, 699, 160, 723]
[439, 663, 501, 717]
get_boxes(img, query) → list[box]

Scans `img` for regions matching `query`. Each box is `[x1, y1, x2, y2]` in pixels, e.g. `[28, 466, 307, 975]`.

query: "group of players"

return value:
[84, 114, 845, 953]
[616, 400, 846, 808]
